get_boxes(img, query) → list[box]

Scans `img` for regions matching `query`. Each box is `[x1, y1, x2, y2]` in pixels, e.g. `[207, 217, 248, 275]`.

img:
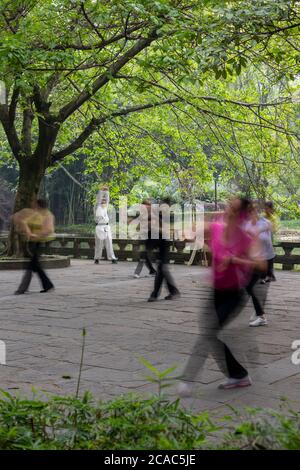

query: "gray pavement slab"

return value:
[0, 260, 299, 415]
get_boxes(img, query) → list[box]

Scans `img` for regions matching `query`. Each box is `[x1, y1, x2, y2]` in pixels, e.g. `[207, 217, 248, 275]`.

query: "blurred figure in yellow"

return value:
[13, 199, 55, 295]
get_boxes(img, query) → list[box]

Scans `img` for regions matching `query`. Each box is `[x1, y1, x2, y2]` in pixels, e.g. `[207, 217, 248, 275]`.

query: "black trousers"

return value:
[17, 242, 54, 293]
[214, 289, 248, 379]
[267, 257, 275, 278]
[134, 238, 156, 276]
[246, 270, 265, 316]
[150, 239, 179, 298]
[182, 288, 248, 382]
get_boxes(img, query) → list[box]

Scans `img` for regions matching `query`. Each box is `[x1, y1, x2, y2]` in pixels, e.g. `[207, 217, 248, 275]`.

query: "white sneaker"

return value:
[249, 316, 268, 327]
[134, 274, 140, 279]
[177, 382, 192, 398]
[249, 313, 257, 322]
[218, 376, 252, 390]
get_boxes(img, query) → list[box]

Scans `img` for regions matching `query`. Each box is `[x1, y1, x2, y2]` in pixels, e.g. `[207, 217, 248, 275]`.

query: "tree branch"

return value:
[80, 2, 104, 41]
[8, 86, 20, 123]
[51, 98, 179, 164]
[115, 74, 292, 109]
[57, 30, 158, 123]
[0, 104, 22, 160]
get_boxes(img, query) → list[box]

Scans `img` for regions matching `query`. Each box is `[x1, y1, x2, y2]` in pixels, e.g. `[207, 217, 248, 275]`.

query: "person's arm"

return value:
[225, 236, 267, 271]
[257, 219, 272, 234]
[13, 209, 36, 239]
[93, 203, 98, 222]
[230, 254, 267, 271]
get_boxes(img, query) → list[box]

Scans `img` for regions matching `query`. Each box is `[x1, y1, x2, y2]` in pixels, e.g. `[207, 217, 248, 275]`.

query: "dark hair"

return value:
[142, 198, 151, 205]
[161, 197, 172, 205]
[36, 199, 48, 209]
[240, 197, 252, 212]
[265, 201, 274, 210]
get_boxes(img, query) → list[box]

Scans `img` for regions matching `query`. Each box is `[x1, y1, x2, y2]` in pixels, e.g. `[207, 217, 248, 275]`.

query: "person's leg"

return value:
[37, 268, 54, 291]
[159, 240, 179, 297]
[15, 242, 35, 294]
[214, 289, 249, 381]
[149, 262, 163, 300]
[32, 244, 54, 291]
[144, 251, 156, 274]
[180, 335, 213, 383]
[15, 268, 32, 294]
[134, 258, 144, 276]
[178, 294, 225, 396]
[94, 228, 103, 261]
[246, 271, 265, 316]
[267, 257, 276, 281]
[105, 228, 117, 261]
[145, 238, 156, 274]
[164, 265, 180, 296]
[223, 344, 248, 379]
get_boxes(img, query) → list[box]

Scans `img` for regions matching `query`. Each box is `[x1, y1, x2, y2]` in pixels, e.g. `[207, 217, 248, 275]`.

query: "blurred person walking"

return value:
[148, 198, 180, 302]
[133, 199, 156, 278]
[261, 201, 278, 283]
[13, 199, 55, 295]
[178, 197, 264, 396]
[244, 203, 270, 327]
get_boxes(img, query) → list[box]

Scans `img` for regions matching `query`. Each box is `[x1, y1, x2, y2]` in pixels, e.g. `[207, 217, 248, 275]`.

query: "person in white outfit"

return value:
[94, 186, 118, 264]
[244, 204, 271, 327]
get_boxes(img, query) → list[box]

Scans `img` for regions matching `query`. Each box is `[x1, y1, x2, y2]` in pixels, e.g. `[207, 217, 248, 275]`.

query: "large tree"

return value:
[0, 0, 299, 252]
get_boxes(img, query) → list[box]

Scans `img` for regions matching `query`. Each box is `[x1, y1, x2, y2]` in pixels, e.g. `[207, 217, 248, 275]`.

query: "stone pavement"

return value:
[0, 260, 300, 418]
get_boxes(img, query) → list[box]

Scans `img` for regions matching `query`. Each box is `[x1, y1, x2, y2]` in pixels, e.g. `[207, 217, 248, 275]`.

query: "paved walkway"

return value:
[0, 260, 300, 418]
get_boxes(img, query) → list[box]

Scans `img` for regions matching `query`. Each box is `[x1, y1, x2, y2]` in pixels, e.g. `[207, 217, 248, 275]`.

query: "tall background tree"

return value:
[0, 0, 299, 252]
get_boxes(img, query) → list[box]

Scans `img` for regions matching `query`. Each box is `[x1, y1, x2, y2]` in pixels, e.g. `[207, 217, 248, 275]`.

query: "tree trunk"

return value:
[7, 158, 45, 256]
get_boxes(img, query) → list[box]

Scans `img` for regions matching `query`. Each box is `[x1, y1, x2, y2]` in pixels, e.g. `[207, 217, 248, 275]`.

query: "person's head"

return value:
[142, 198, 151, 207]
[160, 197, 172, 206]
[265, 201, 274, 215]
[31, 199, 48, 210]
[247, 201, 259, 221]
[225, 196, 251, 224]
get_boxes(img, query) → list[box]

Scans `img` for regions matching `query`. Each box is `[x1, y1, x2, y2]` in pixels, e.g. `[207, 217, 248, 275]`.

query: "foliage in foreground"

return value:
[0, 390, 299, 450]
[0, 391, 215, 450]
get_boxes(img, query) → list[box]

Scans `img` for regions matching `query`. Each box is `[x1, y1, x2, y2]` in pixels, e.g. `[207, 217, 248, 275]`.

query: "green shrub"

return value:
[220, 404, 300, 450]
[0, 391, 216, 450]
[1, 390, 299, 450]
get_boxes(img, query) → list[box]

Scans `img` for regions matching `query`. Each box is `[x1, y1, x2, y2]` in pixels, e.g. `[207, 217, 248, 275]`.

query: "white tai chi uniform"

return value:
[94, 191, 117, 261]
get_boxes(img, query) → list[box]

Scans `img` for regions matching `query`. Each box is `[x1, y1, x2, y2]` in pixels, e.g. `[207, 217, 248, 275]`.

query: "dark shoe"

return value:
[148, 295, 158, 302]
[40, 286, 54, 293]
[14, 290, 26, 295]
[94, 259, 99, 264]
[165, 292, 181, 300]
[112, 259, 118, 264]
[149, 270, 156, 276]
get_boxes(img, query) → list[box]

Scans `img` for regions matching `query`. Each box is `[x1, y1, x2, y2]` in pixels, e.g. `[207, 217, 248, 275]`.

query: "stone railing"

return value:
[1, 235, 300, 270]
[44, 236, 210, 266]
